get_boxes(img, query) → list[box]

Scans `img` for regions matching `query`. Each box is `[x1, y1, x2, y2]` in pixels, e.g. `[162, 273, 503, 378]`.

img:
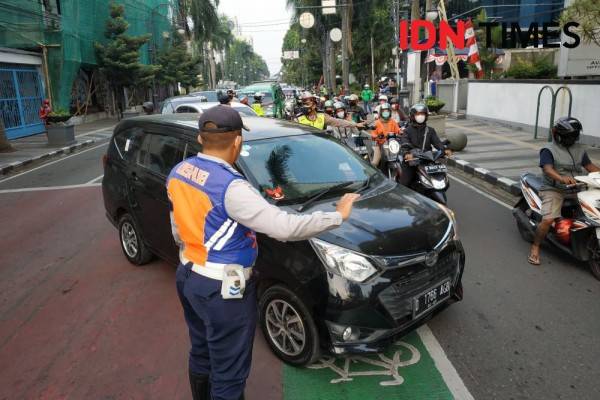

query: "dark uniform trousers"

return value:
[176, 262, 257, 400]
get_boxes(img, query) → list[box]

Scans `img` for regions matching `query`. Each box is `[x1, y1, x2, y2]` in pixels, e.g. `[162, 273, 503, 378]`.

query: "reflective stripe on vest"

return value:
[298, 113, 325, 130]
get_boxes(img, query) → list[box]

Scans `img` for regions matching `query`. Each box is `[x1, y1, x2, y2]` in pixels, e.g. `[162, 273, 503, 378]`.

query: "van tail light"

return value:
[102, 154, 108, 168]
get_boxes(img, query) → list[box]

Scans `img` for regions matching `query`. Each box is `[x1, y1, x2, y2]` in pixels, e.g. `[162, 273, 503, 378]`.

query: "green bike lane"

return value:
[281, 326, 472, 400]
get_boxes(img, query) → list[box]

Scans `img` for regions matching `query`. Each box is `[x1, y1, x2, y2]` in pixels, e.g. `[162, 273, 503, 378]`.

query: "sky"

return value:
[218, 0, 294, 77]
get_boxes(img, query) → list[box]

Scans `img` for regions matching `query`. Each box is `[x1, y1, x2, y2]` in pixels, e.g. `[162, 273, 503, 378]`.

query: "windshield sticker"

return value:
[124, 138, 131, 152]
[339, 162, 351, 171]
[265, 186, 285, 200]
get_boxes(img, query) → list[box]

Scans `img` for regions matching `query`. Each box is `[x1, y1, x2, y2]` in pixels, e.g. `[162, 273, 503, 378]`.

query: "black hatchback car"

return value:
[102, 114, 465, 366]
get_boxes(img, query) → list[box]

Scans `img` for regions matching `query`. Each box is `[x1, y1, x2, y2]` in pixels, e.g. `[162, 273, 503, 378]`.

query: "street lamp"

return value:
[426, 1, 440, 22]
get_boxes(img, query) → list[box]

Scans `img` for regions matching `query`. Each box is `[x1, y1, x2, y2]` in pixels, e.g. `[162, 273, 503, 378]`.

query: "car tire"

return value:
[118, 213, 153, 265]
[259, 284, 320, 366]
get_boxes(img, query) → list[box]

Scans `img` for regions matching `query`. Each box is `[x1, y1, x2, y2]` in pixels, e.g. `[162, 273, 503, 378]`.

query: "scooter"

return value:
[379, 133, 403, 181]
[341, 131, 371, 162]
[512, 172, 600, 280]
[404, 146, 450, 204]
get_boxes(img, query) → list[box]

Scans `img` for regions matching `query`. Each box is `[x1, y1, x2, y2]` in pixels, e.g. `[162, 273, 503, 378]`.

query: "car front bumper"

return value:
[322, 241, 465, 355]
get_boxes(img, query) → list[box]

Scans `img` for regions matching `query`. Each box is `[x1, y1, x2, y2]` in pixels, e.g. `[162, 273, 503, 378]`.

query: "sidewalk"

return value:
[0, 118, 118, 175]
[445, 118, 600, 195]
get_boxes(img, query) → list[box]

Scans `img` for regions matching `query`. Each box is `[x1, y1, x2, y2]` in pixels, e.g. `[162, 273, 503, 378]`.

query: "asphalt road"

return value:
[0, 144, 598, 399]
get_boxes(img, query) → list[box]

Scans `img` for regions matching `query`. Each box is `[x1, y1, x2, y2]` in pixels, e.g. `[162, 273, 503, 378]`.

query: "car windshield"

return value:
[237, 134, 379, 204]
[191, 91, 218, 102]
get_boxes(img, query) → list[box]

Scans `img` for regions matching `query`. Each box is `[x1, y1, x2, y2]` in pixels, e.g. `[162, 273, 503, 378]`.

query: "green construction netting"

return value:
[0, 0, 176, 108]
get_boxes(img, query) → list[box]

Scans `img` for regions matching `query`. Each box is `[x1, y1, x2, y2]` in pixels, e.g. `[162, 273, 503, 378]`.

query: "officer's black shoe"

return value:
[189, 371, 210, 400]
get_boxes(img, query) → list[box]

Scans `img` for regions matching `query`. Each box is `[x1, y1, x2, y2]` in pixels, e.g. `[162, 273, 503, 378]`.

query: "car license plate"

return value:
[413, 280, 451, 319]
[425, 165, 447, 174]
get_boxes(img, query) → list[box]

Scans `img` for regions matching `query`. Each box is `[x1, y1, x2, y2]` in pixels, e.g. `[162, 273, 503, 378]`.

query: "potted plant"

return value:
[46, 108, 76, 146]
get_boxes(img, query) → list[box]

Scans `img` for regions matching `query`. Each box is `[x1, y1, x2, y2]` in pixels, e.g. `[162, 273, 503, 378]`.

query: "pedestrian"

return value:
[167, 105, 360, 400]
[39, 99, 51, 125]
[360, 84, 374, 114]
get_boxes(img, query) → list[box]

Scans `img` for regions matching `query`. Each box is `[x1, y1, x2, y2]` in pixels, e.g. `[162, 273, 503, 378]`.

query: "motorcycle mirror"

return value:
[442, 138, 451, 146]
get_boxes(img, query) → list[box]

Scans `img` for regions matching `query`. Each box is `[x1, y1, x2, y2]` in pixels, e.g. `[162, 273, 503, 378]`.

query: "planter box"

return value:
[46, 124, 75, 146]
[427, 114, 446, 136]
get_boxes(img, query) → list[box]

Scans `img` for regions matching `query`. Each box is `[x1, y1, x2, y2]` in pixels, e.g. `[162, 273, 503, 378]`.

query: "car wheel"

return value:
[587, 238, 600, 281]
[259, 284, 320, 366]
[118, 213, 153, 265]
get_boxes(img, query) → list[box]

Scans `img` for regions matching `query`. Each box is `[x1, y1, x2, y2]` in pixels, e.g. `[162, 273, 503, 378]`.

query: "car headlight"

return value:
[310, 238, 378, 282]
[438, 203, 459, 240]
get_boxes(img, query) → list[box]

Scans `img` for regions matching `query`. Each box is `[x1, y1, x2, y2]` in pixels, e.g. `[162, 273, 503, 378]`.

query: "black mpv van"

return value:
[102, 114, 464, 366]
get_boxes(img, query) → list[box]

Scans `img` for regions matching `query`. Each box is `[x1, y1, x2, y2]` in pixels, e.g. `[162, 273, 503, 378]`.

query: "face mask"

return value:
[415, 115, 426, 124]
[336, 111, 345, 118]
[382, 111, 391, 119]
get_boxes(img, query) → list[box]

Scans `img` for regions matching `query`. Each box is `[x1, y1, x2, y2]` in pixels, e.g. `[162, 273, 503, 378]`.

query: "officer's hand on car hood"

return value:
[336, 193, 361, 221]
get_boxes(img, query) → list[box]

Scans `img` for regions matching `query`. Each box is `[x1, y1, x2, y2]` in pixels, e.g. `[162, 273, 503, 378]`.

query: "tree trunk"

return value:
[321, 30, 330, 91]
[0, 117, 15, 153]
[341, 0, 352, 92]
[328, 36, 336, 95]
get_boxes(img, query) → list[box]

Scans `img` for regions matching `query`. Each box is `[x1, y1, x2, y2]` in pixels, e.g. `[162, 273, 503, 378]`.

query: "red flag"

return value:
[464, 19, 484, 79]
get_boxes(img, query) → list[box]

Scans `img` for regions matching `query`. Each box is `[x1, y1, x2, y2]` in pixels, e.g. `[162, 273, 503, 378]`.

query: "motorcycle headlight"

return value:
[310, 238, 378, 282]
[419, 173, 433, 188]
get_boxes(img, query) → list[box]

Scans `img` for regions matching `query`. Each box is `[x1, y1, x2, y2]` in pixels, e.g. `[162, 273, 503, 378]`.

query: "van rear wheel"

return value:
[118, 213, 153, 265]
[587, 239, 600, 281]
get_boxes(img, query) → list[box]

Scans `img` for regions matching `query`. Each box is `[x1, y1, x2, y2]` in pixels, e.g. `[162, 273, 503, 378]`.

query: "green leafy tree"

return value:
[94, 2, 159, 110]
[225, 38, 269, 85]
[157, 31, 201, 93]
[560, 0, 600, 46]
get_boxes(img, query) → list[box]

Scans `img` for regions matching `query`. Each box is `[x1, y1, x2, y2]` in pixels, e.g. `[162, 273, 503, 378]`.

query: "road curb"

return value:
[447, 156, 521, 196]
[0, 139, 97, 176]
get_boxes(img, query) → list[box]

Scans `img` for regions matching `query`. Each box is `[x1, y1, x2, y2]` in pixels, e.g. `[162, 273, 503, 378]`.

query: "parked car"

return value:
[188, 90, 219, 102]
[102, 114, 464, 366]
[239, 82, 285, 118]
[169, 101, 257, 117]
[160, 95, 208, 114]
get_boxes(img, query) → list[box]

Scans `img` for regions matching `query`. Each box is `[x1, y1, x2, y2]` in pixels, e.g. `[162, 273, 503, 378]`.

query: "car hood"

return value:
[302, 183, 450, 256]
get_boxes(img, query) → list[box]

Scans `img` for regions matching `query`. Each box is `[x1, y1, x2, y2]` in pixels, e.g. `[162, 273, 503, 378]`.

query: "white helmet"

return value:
[379, 95, 388, 102]
[349, 94, 359, 101]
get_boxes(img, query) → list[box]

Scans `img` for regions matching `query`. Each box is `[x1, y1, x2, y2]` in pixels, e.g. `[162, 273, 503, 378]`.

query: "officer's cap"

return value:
[198, 105, 250, 133]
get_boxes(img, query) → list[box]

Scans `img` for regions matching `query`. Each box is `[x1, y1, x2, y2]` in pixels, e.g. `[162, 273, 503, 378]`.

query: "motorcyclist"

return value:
[251, 92, 265, 116]
[323, 100, 335, 117]
[239, 94, 250, 106]
[347, 94, 366, 123]
[400, 103, 451, 186]
[373, 95, 389, 119]
[218, 89, 234, 105]
[331, 101, 361, 140]
[295, 91, 364, 131]
[360, 84, 374, 114]
[370, 103, 401, 168]
[142, 101, 154, 115]
[390, 97, 408, 123]
[528, 117, 600, 266]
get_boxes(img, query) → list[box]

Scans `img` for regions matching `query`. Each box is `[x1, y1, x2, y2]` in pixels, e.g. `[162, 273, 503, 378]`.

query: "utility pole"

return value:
[392, 0, 400, 97]
[410, 0, 421, 103]
[370, 34, 375, 89]
[341, 0, 351, 93]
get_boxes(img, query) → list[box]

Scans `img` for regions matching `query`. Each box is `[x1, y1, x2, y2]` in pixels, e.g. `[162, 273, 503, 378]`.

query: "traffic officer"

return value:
[251, 92, 265, 116]
[167, 105, 360, 400]
[296, 91, 365, 131]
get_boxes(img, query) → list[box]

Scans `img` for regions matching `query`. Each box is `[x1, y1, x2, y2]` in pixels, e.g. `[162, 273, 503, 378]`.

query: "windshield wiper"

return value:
[354, 173, 375, 194]
[297, 181, 354, 212]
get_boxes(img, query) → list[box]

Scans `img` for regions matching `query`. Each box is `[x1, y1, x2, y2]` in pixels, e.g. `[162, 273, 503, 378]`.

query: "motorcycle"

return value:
[403, 146, 450, 205]
[379, 133, 403, 181]
[341, 131, 371, 162]
[513, 172, 600, 280]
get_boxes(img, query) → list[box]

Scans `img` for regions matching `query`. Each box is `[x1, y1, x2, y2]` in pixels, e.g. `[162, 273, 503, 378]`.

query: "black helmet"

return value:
[409, 103, 429, 124]
[389, 97, 399, 105]
[217, 90, 230, 104]
[553, 116, 582, 147]
[142, 101, 154, 114]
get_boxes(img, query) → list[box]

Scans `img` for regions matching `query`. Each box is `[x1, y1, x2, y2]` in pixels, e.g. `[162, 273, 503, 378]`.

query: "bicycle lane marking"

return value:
[283, 325, 473, 400]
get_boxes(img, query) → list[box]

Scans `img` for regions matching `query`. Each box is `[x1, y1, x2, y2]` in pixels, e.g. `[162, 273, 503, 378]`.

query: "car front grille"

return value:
[378, 248, 459, 322]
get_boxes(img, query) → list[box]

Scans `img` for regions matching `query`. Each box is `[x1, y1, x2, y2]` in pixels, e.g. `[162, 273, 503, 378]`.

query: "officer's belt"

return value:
[180, 255, 253, 281]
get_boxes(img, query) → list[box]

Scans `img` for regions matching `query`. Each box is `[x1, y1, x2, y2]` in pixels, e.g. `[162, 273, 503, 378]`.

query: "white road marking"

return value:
[86, 174, 104, 184]
[0, 183, 101, 194]
[449, 174, 512, 210]
[0, 142, 109, 184]
[75, 126, 115, 138]
[417, 325, 475, 400]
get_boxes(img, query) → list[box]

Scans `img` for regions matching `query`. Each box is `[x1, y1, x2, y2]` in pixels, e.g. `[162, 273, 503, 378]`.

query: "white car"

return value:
[165, 101, 257, 117]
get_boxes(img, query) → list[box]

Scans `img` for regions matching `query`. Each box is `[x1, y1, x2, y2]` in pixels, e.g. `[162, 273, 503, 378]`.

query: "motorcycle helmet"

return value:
[553, 117, 582, 147]
[349, 94, 359, 102]
[142, 101, 154, 114]
[218, 90, 230, 104]
[254, 92, 264, 102]
[410, 103, 429, 124]
[379, 103, 392, 120]
[239, 94, 249, 105]
[334, 101, 346, 119]
[323, 99, 335, 115]
[364, 84, 370, 89]
[378, 95, 388, 104]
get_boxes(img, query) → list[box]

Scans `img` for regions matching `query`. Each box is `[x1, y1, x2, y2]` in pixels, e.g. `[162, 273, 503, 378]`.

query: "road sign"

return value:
[283, 51, 300, 60]
[322, 0, 336, 15]
[330, 28, 342, 43]
[299, 12, 315, 29]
